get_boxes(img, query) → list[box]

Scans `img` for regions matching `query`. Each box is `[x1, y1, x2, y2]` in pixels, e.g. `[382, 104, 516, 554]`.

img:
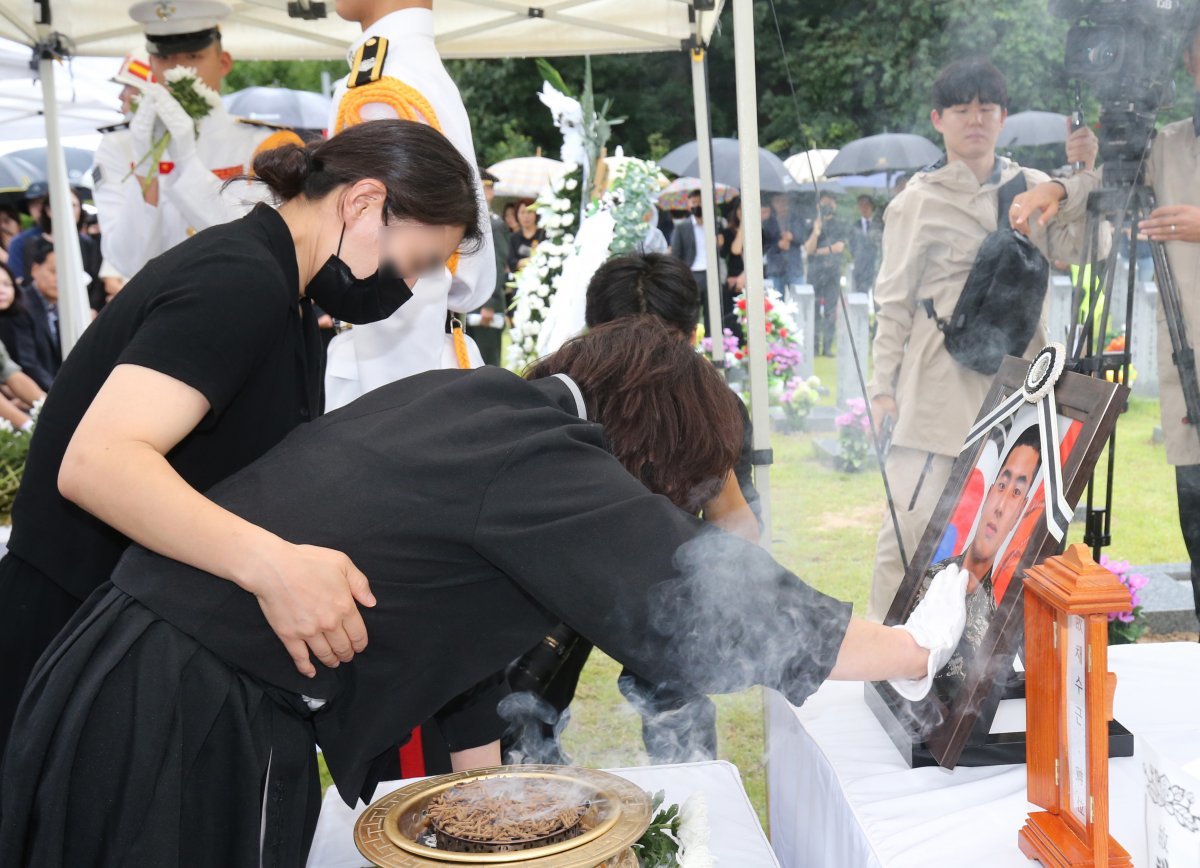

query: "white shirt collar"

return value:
[551, 374, 587, 420]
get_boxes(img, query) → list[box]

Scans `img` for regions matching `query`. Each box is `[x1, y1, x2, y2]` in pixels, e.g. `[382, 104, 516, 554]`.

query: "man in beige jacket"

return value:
[867, 58, 1101, 621]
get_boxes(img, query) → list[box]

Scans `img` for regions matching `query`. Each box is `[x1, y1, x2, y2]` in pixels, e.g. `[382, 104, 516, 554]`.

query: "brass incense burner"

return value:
[354, 765, 652, 868]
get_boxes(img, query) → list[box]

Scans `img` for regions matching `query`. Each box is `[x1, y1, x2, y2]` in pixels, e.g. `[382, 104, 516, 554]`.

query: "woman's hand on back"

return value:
[244, 540, 377, 678]
[59, 364, 377, 679]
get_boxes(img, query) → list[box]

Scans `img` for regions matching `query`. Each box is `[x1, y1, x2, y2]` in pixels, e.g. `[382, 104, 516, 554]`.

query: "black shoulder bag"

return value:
[920, 172, 1050, 375]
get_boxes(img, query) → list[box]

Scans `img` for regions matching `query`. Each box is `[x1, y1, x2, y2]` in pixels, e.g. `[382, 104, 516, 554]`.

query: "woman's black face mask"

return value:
[304, 221, 414, 324]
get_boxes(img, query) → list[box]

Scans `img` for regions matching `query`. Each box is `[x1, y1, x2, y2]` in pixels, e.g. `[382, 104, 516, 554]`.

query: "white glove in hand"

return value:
[149, 85, 197, 163]
[888, 563, 970, 701]
[128, 89, 159, 167]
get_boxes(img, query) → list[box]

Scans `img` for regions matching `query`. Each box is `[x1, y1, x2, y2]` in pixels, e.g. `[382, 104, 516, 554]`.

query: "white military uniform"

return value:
[324, 8, 496, 411]
[94, 107, 287, 278]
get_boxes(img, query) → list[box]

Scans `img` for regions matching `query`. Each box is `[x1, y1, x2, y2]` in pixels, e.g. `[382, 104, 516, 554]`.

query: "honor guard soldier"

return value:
[324, 0, 497, 410]
[93, 1, 303, 279]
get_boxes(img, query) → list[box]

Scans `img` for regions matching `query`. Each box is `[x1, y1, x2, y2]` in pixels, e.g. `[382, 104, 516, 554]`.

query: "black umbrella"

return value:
[824, 133, 942, 177]
[998, 111, 1070, 148]
[659, 137, 795, 193]
[223, 87, 332, 131]
[5, 146, 95, 188]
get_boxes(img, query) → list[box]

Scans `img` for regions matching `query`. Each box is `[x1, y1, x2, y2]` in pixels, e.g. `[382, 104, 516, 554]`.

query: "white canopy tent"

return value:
[0, 0, 720, 60]
[0, 0, 773, 538]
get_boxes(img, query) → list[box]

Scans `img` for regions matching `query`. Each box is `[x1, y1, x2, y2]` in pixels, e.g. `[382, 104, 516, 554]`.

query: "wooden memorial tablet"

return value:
[1018, 543, 1131, 867]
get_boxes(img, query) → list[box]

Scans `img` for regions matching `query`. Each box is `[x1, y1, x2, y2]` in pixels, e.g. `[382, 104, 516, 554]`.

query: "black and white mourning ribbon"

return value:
[959, 345, 1074, 542]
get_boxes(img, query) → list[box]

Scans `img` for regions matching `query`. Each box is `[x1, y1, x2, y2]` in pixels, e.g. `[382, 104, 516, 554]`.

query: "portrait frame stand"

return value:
[865, 349, 1133, 770]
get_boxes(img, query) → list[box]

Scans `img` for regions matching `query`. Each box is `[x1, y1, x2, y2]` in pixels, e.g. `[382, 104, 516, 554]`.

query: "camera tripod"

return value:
[1065, 180, 1200, 561]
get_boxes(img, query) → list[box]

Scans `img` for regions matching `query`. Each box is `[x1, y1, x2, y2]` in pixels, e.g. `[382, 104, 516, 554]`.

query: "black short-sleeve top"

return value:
[9, 204, 323, 599]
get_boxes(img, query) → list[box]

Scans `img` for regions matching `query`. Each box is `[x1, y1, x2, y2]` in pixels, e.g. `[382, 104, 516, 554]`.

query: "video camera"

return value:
[1050, 0, 1195, 184]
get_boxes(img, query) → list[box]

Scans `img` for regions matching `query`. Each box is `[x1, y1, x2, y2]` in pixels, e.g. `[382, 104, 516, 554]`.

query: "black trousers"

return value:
[466, 324, 503, 367]
[813, 278, 841, 356]
[0, 553, 83, 757]
[1174, 464, 1200, 625]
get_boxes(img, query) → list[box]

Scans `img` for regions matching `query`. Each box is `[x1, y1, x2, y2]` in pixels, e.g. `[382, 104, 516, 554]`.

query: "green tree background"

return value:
[224, 0, 1195, 167]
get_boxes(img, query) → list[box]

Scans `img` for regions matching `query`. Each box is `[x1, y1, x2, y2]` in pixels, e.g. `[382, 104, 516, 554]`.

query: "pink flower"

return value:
[1102, 556, 1147, 622]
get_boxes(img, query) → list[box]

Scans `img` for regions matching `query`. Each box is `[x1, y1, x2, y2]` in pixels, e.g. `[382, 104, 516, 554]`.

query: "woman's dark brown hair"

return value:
[527, 316, 742, 512]
[250, 119, 484, 254]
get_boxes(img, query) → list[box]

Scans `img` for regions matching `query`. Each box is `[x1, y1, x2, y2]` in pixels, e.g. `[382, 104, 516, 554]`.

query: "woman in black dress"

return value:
[0, 120, 484, 754]
[718, 198, 747, 338]
[0, 317, 965, 867]
[506, 198, 545, 273]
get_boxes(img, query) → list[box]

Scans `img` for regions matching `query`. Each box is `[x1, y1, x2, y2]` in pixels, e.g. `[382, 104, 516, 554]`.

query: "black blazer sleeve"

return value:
[670, 221, 694, 266]
[6, 310, 54, 391]
[473, 423, 851, 707]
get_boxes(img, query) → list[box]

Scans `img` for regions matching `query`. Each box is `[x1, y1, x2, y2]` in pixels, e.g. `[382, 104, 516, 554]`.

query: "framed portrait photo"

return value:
[867, 354, 1127, 769]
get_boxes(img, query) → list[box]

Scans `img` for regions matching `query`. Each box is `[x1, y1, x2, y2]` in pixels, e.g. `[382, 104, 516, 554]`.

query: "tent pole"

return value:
[35, 38, 88, 354]
[689, 36, 723, 367]
[732, 0, 771, 545]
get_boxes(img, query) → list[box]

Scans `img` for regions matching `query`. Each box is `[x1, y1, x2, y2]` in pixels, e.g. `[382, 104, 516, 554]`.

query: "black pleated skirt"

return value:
[0, 586, 321, 867]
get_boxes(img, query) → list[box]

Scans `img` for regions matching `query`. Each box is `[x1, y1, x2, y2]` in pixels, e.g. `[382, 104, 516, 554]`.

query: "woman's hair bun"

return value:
[252, 142, 314, 201]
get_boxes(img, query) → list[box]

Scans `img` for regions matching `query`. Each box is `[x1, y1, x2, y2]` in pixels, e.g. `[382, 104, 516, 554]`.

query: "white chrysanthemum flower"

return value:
[565, 178, 578, 191]
[523, 336, 535, 351]
[194, 80, 222, 109]
[163, 66, 198, 83]
[0, 418, 13, 433]
[680, 844, 716, 868]
[561, 212, 575, 226]
[527, 321, 541, 335]
[678, 793, 712, 862]
[536, 284, 550, 298]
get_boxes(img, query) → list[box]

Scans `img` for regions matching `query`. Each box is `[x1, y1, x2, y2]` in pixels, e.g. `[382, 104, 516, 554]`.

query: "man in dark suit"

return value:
[11, 239, 62, 391]
[670, 189, 707, 320]
[849, 194, 883, 293]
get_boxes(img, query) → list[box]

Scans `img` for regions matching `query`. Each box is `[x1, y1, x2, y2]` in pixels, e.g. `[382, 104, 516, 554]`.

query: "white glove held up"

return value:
[148, 84, 198, 163]
[128, 90, 158, 168]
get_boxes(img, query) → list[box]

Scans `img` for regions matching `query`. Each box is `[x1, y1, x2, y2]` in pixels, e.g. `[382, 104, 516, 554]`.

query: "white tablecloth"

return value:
[307, 759, 780, 867]
[766, 642, 1200, 868]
